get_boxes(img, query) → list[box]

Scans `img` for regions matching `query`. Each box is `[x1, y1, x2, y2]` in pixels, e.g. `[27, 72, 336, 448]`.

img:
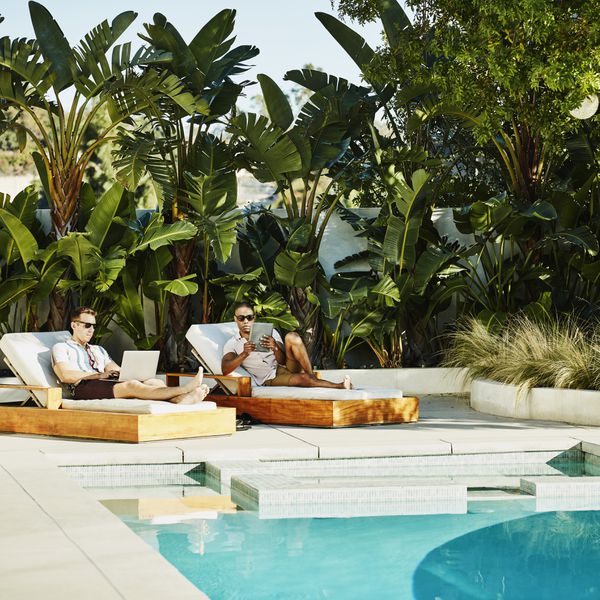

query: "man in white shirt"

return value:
[52, 307, 208, 403]
[221, 302, 351, 389]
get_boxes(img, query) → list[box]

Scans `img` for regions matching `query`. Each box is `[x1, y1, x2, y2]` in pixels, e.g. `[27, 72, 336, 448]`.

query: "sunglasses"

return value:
[75, 321, 96, 329]
[235, 314, 255, 322]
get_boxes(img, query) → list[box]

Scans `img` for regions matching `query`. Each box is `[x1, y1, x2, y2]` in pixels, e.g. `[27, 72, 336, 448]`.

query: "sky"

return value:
[0, 1, 386, 108]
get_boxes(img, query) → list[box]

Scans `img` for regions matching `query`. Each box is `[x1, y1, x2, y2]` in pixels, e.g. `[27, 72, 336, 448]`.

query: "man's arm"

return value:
[221, 339, 257, 375]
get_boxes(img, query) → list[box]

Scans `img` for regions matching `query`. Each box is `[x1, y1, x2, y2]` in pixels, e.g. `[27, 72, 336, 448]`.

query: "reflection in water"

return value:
[414, 511, 600, 600]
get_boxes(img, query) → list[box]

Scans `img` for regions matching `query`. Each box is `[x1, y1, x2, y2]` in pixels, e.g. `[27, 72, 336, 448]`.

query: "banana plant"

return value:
[112, 10, 253, 364]
[0, 2, 196, 329]
[228, 70, 378, 360]
[452, 190, 600, 327]
[50, 184, 197, 348]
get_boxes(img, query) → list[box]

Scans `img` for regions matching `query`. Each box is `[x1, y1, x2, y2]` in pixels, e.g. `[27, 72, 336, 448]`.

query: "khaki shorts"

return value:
[264, 357, 302, 386]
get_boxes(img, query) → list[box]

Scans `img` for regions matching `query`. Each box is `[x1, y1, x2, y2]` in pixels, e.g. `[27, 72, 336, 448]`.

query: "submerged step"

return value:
[205, 450, 582, 488]
[521, 476, 600, 512]
[231, 474, 467, 518]
[521, 475, 600, 497]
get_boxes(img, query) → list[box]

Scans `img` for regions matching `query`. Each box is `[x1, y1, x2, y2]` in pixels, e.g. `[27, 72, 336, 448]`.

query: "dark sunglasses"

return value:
[235, 314, 255, 322]
[75, 321, 96, 329]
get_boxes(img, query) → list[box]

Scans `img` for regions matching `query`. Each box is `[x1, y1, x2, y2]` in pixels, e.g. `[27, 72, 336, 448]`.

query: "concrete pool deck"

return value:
[4, 394, 600, 599]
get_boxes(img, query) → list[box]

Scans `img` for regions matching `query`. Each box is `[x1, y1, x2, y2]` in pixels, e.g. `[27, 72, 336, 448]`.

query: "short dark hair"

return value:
[233, 301, 254, 314]
[70, 306, 96, 322]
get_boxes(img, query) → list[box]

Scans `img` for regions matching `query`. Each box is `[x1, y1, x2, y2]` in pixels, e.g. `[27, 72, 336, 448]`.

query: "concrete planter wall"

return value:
[317, 367, 469, 396]
[471, 378, 600, 426]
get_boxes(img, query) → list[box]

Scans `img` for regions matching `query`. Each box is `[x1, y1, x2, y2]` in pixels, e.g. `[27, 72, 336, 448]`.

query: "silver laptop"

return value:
[118, 351, 160, 382]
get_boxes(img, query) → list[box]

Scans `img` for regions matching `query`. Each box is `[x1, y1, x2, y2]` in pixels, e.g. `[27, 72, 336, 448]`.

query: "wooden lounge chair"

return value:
[165, 324, 419, 428]
[0, 331, 235, 442]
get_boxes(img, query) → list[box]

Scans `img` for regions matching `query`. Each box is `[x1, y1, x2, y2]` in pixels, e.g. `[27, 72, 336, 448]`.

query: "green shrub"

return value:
[443, 316, 600, 391]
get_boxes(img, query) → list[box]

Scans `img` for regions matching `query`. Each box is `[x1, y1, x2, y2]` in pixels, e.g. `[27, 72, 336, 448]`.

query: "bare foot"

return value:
[342, 375, 352, 390]
[182, 368, 204, 393]
[172, 385, 208, 404]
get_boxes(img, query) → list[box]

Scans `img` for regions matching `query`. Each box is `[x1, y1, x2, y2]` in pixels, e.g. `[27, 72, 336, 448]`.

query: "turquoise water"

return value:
[119, 500, 600, 599]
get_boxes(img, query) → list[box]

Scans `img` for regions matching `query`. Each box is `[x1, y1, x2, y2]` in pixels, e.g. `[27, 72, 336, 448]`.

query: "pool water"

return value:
[116, 500, 600, 600]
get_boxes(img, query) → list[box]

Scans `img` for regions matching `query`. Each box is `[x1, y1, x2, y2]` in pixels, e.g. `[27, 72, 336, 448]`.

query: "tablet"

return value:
[249, 322, 274, 352]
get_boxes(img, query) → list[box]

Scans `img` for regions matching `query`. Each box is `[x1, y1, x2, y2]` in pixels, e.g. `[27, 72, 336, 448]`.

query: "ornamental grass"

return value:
[442, 316, 600, 391]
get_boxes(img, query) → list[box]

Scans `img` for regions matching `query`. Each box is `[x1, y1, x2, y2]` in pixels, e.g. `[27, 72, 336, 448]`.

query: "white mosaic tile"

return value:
[521, 476, 600, 497]
[63, 463, 204, 487]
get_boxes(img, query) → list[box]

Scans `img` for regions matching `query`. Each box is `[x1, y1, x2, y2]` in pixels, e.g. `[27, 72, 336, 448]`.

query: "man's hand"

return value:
[259, 335, 278, 351]
[242, 341, 256, 356]
[103, 369, 120, 379]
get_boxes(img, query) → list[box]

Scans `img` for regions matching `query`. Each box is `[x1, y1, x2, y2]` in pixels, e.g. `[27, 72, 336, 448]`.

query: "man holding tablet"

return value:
[52, 306, 208, 404]
[221, 302, 351, 389]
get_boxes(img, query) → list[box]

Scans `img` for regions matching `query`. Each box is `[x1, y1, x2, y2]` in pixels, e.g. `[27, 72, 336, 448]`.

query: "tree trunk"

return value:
[47, 289, 71, 331]
[46, 170, 83, 330]
[167, 239, 197, 369]
[289, 285, 323, 368]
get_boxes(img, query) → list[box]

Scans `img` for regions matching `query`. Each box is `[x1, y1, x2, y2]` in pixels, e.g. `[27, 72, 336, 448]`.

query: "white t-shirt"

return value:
[222, 329, 283, 385]
[52, 339, 113, 374]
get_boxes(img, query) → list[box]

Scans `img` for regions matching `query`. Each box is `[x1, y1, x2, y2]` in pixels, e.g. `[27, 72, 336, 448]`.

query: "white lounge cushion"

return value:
[186, 323, 251, 393]
[0, 331, 70, 406]
[61, 399, 217, 414]
[0, 376, 30, 404]
[251, 386, 403, 400]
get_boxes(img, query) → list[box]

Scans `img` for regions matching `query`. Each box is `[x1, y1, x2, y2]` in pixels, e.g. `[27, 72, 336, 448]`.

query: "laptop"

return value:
[118, 350, 160, 382]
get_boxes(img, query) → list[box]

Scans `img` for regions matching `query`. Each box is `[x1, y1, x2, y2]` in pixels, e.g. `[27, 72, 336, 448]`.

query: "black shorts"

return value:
[73, 379, 118, 400]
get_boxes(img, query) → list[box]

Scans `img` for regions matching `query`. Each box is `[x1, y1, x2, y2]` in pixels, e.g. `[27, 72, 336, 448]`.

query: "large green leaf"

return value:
[134, 215, 197, 253]
[274, 249, 318, 288]
[203, 208, 242, 263]
[376, 0, 412, 49]
[0, 274, 38, 311]
[29, 261, 66, 303]
[542, 226, 599, 256]
[85, 182, 125, 248]
[72, 12, 138, 88]
[113, 267, 146, 340]
[315, 13, 375, 80]
[0, 187, 39, 265]
[257, 73, 293, 131]
[150, 274, 198, 297]
[142, 246, 172, 302]
[57, 234, 97, 280]
[413, 246, 461, 294]
[140, 13, 196, 79]
[371, 275, 400, 305]
[29, 1, 74, 91]
[230, 113, 302, 182]
[315, 12, 388, 98]
[189, 9, 236, 87]
[183, 171, 237, 216]
[93, 247, 127, 292]
[284, 69, 357, 94]
[253, 292, 299, 331]
[0, 208, 38, 266]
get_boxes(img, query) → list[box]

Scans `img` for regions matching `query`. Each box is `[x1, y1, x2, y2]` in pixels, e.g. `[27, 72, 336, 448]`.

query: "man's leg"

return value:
[285, 373, 351, 389]
[284, 332, 313, 374]
[113, 369, 208, 403]
[283, 332, 351, 389]
[142, 378, 167, 388]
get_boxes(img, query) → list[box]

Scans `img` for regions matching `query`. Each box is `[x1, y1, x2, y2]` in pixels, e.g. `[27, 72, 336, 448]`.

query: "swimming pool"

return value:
[115, 500, 600, 599]
[71, 452, 600, 599]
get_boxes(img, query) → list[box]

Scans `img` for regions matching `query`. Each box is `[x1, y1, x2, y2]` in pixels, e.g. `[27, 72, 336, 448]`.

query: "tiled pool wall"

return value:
[63, 449, 586, 488]
[63, 449, 600, 519]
